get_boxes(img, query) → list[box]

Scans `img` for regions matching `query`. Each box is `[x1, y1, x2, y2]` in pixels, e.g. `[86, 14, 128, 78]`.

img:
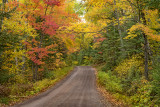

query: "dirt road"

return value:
[14, 66, 113, 107]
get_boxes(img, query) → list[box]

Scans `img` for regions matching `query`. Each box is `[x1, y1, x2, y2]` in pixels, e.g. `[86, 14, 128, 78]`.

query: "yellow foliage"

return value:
[1, 48, 27, 74]
[144, 9, 160, 29]
[114, 55, 144, 78]
[125, 23, 160, 41]
[59, 22, 100, 53]
[2, 12, 37, 38]
[85, 4, 113, 23]
[125, 9, 160, 42]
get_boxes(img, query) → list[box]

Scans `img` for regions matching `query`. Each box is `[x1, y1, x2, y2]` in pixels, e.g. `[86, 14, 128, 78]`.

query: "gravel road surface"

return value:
[13, 66, 113, 107]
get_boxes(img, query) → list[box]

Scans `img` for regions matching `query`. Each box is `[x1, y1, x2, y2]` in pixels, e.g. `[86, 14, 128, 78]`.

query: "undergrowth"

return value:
[97, 55, 160, 107]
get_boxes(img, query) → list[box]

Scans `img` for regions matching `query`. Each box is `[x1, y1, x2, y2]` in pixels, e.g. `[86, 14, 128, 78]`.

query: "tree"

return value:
[125, 0, 160, 80]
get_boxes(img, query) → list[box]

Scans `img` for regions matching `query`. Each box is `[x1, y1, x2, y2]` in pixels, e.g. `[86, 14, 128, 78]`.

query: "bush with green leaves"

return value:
[152, 56, 160, 105]
[97, 71, 123, 93]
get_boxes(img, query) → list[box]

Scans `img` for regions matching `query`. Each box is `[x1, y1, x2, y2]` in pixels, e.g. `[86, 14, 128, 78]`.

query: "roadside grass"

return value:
[0, 66, 74, 107]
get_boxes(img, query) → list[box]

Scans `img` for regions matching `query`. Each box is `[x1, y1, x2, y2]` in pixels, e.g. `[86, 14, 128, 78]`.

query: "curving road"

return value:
[13, 66, 112, 107]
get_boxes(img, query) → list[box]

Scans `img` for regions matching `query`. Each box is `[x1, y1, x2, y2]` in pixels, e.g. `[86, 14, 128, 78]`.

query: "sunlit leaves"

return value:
[125, 23, 160, 41]
[2, 13, 37, 38]
[1, 47, 26, 74]
[144, 9, 160, 29]
[114, 54, 144, 78]
[59, 22, 100, 53]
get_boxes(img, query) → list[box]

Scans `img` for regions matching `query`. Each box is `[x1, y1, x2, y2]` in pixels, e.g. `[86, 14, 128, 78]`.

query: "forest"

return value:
[0, 0, 160, 106]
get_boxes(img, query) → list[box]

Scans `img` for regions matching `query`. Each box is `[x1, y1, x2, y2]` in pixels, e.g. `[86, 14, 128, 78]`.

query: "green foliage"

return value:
[146, 0, 160, 11]
[74, 2, 85, 16]
[77, 47, 94, 65]
[129, 80, 153, 106]
[83, 56, 92, 65]
[100, 30, 121, 70]
[43, 67, 55, 79]
[0, 72, 14, 84]
[91, 23, 143, 70]
[97, 66, 156, 106]
[33, 79, 56, 93]
[98, 71, 123, 93]
[65, 53, 79, 66]
[0, 0, 160, 106]
[83, 0, 160, 106]
[96, 54, 159, 106]
[0, 97, 10, 104]
[152, 56, 160, 105]
[53, 66, 73, 79]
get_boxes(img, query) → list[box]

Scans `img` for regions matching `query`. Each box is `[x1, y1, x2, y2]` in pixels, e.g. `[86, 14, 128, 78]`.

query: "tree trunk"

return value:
[22, 54, 26, 73]
[141, 11, 149, 80]
[32, 62, 38, 81]
[143, 33, 149, 80]
[35, 64, 38, 81]
[39, 34, 43, 48]
[32, 62, 35, 81]
[0, 18, 3, 32]
[14, 49, 18, 73]
[31, 41, 38, 81]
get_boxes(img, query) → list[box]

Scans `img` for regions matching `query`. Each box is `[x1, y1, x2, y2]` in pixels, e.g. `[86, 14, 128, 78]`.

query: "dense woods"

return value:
[0, 0, 79, 105]
[81, 0, 160, 106]
[0, 0, 160, 106]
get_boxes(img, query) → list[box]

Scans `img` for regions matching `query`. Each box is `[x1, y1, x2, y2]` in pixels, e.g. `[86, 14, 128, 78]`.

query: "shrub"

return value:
[152, 59, 160, 105]
[0, 72, 14, 84]
[97, 71, 123, 93]
[10, 84, 33, 96]
[114, 54, 143, 79]
[127, 78, 153, 106]
[97, 56, 158, 106]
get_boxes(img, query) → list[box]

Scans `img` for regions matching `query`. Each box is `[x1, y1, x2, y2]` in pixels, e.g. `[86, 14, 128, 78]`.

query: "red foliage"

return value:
[18, 0, 79, 66]
[43, 0, 61, 6]
[19, 0, 61, 66]
[42, 16, 59, 35]
[29, 15, 59, 36]
[96, 38, 106, 42]
[26, 38, 57, 65]
[27, 47, 56, 65]
[98, 52, 103, 54]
